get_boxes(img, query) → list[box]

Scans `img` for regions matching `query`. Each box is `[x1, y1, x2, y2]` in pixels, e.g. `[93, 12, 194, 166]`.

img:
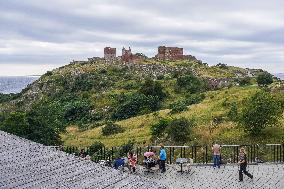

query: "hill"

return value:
[0, 56, 283, 148]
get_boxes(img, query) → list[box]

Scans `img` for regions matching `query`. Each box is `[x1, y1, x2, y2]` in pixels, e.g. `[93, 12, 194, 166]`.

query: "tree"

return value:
[166, 118, 195, 144]
[111, 93, 160, 120]
[238, 77, 251, 86]
[176, 74, 204, 93]
[89, 141, 105, 155]
[0, 112, 29, 136]
[238, 91, 282, 135]
[150, 118, 171, 138]
[0, 111, 62, 146]
[256, 72, 273, 86]
[102, 122, 124, 136]
[139, 78, 166, 100]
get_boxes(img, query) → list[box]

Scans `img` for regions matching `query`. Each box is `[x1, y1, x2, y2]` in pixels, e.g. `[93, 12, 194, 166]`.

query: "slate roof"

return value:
[0, 131, 167, 189]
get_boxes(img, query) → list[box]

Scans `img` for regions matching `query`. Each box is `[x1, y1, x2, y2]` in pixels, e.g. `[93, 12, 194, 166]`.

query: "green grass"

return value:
[61, 85, 284, 148]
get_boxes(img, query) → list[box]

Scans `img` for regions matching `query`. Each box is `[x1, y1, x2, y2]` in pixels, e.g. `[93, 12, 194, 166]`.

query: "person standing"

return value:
[159, 144, 166, 173]
[212, 142, 221, 168]
[238, 147, 253, 182]
[128, 151, 137, 173]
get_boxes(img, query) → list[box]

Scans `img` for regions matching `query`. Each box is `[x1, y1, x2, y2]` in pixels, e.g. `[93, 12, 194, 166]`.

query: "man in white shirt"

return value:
[212, 142, 221, 168]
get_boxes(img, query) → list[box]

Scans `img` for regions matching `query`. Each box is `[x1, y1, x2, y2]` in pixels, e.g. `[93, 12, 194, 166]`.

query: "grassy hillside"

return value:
[61, 85, 284, 148]
[1, 58, 283, 148]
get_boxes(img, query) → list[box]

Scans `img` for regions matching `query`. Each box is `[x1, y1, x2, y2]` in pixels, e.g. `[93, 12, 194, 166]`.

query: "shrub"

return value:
[111, 93, 161, 120]
[64, 100, 93, 124]
[89, 141, 105, 155]
[0, 111, 62, 146]
[257, 72, 273, 87]
[216, 63, 228, 69]
[238, 77, 251, 86]
[176, 74, 204, 93]
[150, 118, 171, 138]
[238, 91, 282, 135]
[102, 122, 124, 136]
[139, 78, 166, 100]
[170, 101, 188, 114]
[118, 140, 135, 157]
[166, 118, 195, 144]
[185, 93, 205, 105]
[227, 102, 238, 121]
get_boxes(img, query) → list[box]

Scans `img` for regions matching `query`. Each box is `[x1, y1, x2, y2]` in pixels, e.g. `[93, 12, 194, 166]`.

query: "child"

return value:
[128, 152, 137, 172]
[238, 147, 253, 182]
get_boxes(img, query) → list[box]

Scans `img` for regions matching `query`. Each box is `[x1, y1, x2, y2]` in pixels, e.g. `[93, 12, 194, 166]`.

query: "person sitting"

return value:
[79, 149, 87, 158]
[128, 152, 137, 172]
[144, 150, 157, 169]
[113, 156, 125, 170]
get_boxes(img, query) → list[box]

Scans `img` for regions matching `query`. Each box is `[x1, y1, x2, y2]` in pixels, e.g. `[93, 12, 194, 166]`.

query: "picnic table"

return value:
[176, 158, 188, 173]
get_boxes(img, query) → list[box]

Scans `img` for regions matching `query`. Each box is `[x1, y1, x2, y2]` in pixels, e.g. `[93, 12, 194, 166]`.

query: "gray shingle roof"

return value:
[0, 131, 167, 189]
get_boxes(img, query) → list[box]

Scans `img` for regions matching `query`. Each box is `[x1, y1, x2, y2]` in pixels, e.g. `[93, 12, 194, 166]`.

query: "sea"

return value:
[0, 76, 40, 94]
[274, 73, 284, 80]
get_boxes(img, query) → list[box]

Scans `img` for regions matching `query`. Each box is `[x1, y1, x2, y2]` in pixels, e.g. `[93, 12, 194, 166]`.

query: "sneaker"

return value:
[238, 180, 243, 182]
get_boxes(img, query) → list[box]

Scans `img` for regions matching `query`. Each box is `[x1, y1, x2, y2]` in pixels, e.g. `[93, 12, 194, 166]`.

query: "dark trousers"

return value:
[213, 155, 220, 168]
[160, 160, 166, 172]
[239, 164, 253, 181]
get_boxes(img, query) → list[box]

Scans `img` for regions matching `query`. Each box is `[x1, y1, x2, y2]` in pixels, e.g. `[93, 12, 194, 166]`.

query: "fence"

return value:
[55, 144, 284, 165]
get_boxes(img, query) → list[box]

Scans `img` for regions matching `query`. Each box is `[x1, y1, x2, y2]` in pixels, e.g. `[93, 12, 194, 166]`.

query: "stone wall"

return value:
[156, 46, 184, 61]
[104, 47, 116, 62]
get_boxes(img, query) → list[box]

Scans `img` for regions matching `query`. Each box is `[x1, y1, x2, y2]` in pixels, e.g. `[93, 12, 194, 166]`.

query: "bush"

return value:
[238, 91, 282, 135]
[185, 93, 205, 105]
[118, 140, 135, 157]
[257, 72, 273, 87]
[227, 102, 238, 121]
[150, 118, 171, 138]
[64, 100, 93, 124]
[170, 101, 188, 114]
[238, 77, 251, 86]
[0, 111, 62, 146]
[89, 141, 105, 155]
[111, 93, 161, 120]
[166, 118, 195, 144]
[102, 122, 124, 136]
[176, 74, 204, 93]
[139, 78, 166, 100]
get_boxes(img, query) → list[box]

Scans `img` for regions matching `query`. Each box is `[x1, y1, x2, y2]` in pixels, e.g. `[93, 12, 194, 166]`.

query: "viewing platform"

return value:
[1, 130, 284, 189]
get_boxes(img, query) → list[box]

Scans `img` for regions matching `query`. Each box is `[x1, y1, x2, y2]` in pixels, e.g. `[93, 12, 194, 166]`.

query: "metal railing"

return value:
[56, 144, 284, 165]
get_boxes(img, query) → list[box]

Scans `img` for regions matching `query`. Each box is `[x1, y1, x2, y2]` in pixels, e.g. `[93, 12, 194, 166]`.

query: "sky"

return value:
[0, 0, 284, 76]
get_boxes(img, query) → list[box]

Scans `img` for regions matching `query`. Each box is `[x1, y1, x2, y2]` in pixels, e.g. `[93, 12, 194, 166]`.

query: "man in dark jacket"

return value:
[238, 147, 253, 182]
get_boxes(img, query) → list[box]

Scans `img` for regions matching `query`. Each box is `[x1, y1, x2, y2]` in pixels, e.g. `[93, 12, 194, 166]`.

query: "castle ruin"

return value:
[155, 46, 184, 61]
[102, 45, 189, 63]
[104, 47, 116, 62]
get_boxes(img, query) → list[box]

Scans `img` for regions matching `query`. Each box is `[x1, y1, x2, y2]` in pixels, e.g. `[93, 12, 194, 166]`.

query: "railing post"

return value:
[205, 146, 208, 164]
[173, 147, 175, 162]
[274, 145, 276, 162]
[277, 145, 279, 162]
[136, 147, 139, 161]
[194, 146, 197, 163]
[169, 147, 172, 164]
[180, 147, 183, 158]
[282, 144, 284, 162]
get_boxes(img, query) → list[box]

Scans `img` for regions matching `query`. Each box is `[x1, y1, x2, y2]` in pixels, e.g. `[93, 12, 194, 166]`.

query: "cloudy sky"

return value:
[1, 0, 284, 76]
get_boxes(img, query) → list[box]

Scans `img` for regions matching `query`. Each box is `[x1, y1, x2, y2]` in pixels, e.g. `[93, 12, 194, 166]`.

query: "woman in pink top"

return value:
[128, 151, 137, 172]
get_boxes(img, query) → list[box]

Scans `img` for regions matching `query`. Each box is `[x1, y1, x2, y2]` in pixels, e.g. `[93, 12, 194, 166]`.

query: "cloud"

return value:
[0, 0, 284, 75]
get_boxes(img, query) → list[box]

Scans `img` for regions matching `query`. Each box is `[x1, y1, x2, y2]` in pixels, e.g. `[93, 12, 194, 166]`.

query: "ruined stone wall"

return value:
[122, 47, 132, 63]
[156, 46, 184, 61]
[104, 47, 116, 62]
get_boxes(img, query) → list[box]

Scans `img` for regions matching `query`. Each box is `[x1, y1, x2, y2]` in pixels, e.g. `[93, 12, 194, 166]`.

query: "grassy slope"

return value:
[62, 85, 284, 148]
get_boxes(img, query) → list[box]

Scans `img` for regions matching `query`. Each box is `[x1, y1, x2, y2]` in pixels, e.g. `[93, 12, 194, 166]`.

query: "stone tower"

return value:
[104, 47, 116, 62]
